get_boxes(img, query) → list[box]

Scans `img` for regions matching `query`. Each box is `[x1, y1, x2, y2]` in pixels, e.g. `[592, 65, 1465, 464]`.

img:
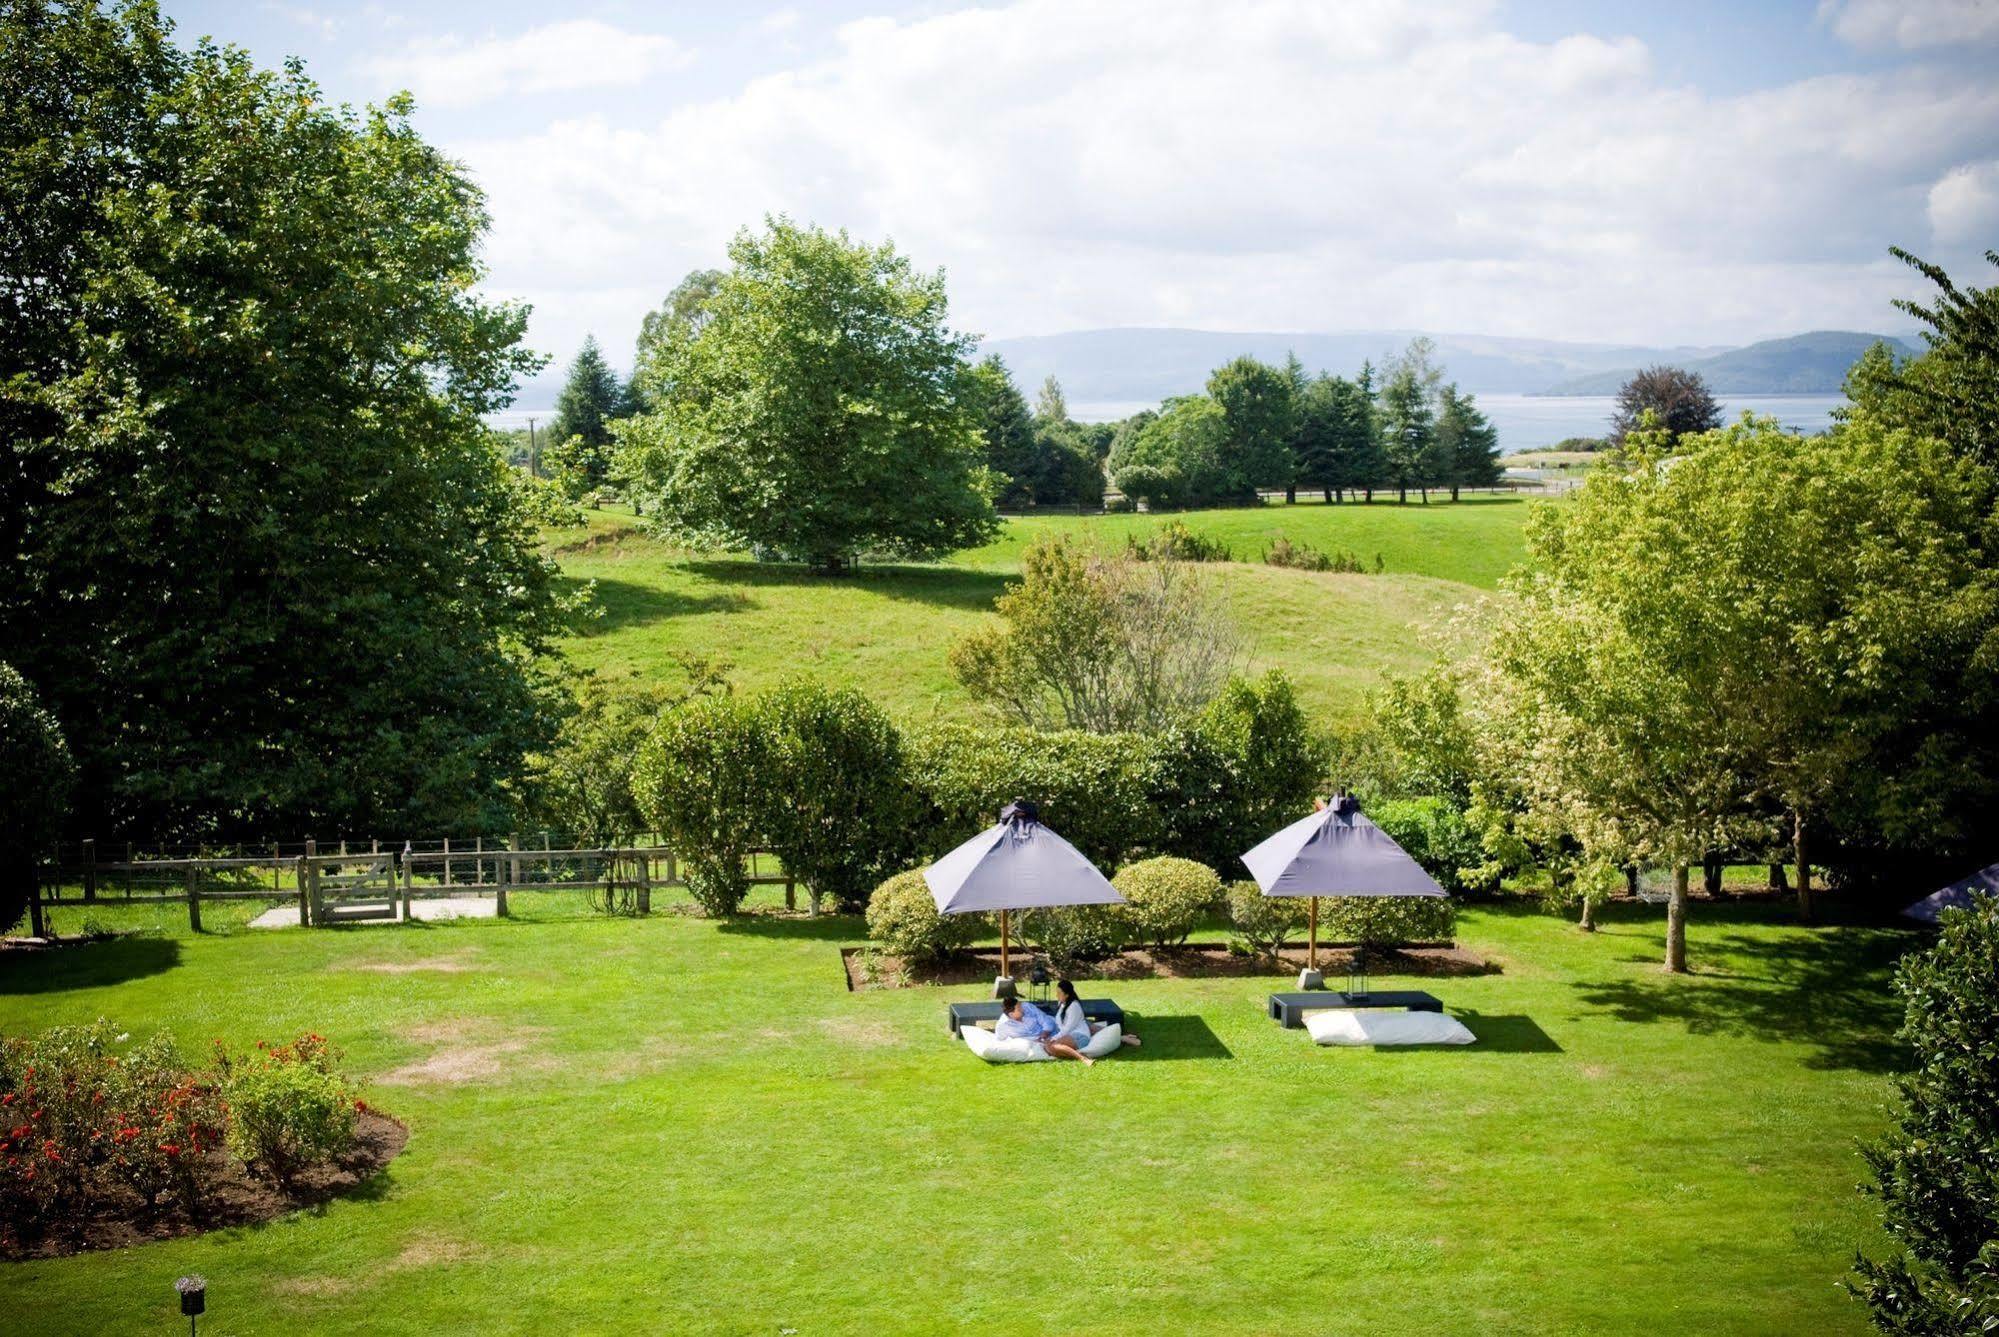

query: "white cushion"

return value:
[962, 1025, 1051, 1062]
[1303, 1008, 1476, 1047]
[1080, 1023, 1123, 1058]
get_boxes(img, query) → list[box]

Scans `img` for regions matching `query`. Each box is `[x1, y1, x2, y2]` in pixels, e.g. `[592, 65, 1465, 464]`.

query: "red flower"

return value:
[354, 1099, 368, 1112]
[1, 1093, 13, 1105]
[161, 1144, 180, 1157]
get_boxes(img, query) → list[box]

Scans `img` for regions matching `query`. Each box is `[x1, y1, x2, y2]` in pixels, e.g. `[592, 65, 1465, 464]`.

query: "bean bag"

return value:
[1304, 1008, 1476, 1046]
[961, 1025, 1051, 1062]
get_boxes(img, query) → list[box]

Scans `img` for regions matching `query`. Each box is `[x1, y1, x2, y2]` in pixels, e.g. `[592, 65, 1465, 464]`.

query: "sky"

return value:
[161, 0, 1999, 378]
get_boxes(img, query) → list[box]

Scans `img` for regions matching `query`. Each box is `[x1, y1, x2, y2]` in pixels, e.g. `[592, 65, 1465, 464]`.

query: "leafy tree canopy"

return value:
[612, 218, 998, 572]
[1610, 365, 1723, 443]
[1847, 247, 1999, 468]
[1207, 355, 1295, 493]
[0, 0, 564, 840]
[545, 335, 629, 495]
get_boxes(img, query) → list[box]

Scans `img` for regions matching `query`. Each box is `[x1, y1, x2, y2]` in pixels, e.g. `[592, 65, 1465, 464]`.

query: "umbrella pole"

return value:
[1000, 909, 1010, 979]
[1308, 896, 1319, 971]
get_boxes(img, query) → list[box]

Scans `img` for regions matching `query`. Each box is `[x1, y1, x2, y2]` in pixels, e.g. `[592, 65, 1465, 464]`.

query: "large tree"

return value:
[1208, 355, 1295, 500]
[545, 335, 628, 495]
[1847, 247, 1999, 468]
[612, 218, 998, 573]
[631, 267, 724, 404]
[1290, 373, 1381, 502]
[971, 356, 1101, 508]
[0, 663, 73, 933]
[0, 1, 565, 840]
[1108, 395, 1230, 509]
[1609, 365, 1723, 444]
[1377, 362, 1436, 504]
[1436, 384, 1503, 500]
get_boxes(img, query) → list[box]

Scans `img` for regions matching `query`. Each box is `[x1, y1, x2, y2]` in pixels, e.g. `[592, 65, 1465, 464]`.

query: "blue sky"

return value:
[161, 1, 1999, 375]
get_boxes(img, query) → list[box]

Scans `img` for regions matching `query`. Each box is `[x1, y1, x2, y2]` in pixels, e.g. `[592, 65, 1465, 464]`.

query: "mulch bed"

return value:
[843, 942, 1495, 991]
[2, 1110, 408, 1260]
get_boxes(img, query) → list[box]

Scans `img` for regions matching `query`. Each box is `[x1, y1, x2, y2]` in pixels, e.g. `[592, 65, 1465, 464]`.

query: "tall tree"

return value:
[969, 355, 1039, 506]
[1291, 373, 1376, 502]
[1108, 395, 1229, 509]
[0, 1, 565, 840]
[1436, 384, 1503, 501]
[0, 663, 73, 933]
[545, 335, 627, 495]
[1035, 375, 1069, 424]
[612, 218, 997, 573]
[1377, 362, 1435, 504]
[631, 268, 724, 404]
[1208, 355, 1295, 500]
[1609, 365, 1723, 444]
[1847, 247, 1999, 467]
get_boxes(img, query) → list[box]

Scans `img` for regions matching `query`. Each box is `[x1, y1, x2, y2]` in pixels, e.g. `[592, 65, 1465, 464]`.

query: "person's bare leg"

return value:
[1044, 1038, 1091, 1064]
[1121, 1033, 1141, 1046]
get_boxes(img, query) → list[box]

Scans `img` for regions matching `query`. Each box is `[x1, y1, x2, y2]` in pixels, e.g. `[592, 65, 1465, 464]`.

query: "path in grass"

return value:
[0, 898, 1907, 1335]
[553, 498, 1531, 721]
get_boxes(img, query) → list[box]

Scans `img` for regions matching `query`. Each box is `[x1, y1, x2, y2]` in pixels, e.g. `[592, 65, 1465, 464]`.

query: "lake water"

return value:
[490, 392, 1850, 455]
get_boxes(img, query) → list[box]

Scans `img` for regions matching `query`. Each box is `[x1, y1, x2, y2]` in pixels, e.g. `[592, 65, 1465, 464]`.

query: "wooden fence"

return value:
[29, 837, 798, 935]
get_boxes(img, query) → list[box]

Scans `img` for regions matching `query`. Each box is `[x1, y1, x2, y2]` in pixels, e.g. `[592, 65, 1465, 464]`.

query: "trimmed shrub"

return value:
[633, 694, 770, 915]
[1226, 880, 1307, 962]
[219, 1034, 357, 1189]
[1020, 904, 1125, 972]
[1113, 856, 1221, 948]
[757, 682, 916, 913]
[865, 869, 977, 969]
[1370, 796, 1487, 895]
[1155, 671, 1327, 869]
[1319, 895, 1457, 946]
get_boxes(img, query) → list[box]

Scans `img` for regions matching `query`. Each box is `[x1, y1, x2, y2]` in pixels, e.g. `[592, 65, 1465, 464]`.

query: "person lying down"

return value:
[994, 981, 1142, 1065]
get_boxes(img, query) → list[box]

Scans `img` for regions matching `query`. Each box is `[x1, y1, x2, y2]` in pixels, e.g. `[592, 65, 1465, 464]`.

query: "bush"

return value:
[1319, 895, 1457, 945]
[1155, 671, 1327, 870]
[1113, 856, 1221, 948]
[865, 870, 978, 969]
[1263, 534, 1366, 573]
[107, 1034, 225, 1214]
[0, 663, 74, 934]
[633, 694, 770, 915]
[219, 1034, 357, 1189]
[757, 683, 916, 913]
[1019, 904, 1125, 972]
[1226, 880, 1307, 962]
[1370, 796, 1488, 895]
[1852, 893, 1999, 1332]
[1128, 520, 1230, 563]
[1110, 463, 1186, 511]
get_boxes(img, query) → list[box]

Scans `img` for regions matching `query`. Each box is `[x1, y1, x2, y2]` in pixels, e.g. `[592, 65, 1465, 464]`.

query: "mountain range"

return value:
[976, 327, 1918, 404]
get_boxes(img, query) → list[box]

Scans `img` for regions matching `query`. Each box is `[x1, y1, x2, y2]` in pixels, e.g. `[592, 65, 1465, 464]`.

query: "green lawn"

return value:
[1, 896, 1909, 1335]
[553, 498, 1530, 721]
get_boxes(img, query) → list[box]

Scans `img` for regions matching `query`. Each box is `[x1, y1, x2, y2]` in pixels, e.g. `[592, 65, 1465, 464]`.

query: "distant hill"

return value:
[1536, 331, 1919, 396]
[978, 327, 1727, 403]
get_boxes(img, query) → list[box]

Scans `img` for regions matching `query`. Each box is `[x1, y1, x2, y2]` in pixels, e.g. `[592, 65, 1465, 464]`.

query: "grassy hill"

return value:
[552, 497, 1534, 722]
[1539, 330, 1916, 396]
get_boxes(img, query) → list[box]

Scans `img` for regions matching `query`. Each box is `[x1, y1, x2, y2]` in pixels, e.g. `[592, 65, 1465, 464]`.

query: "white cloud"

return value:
[1818, 0, 1999, 49]
[1929, 161, 1999, 242]
[261, 3, 336, 41]
[365, 20, 692, 109]
[445, 0, 1993, 360]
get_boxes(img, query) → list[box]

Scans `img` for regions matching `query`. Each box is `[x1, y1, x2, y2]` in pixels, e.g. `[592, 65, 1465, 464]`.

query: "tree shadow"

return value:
[1569, 924, 1921, 1072]
[715, 913, 863, 942]
[678, 559, 1011, 613]
[0, 934, 182, 994]
[1120, 1014, 1234, 1061]
[1451, 1012, 1563, 1053]
[560, 575, 757, 636]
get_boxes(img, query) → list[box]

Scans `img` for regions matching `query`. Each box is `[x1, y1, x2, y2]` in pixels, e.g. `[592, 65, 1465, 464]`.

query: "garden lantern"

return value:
[175, 1275, 206, 1336]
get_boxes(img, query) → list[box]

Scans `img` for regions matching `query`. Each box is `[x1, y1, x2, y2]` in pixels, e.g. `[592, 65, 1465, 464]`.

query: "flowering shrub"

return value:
[865, 869, 978, 969]
[0, 1021, 122, 1233]
[1226, 880, 1307, 962]
[1111, 857, 1221, 948]
[218, 1034, 357, 1188]
[106, 1035, 224, 1213]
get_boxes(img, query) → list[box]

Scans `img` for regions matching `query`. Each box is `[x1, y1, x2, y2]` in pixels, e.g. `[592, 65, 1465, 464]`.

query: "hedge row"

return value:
[635, 672, 1327, 915]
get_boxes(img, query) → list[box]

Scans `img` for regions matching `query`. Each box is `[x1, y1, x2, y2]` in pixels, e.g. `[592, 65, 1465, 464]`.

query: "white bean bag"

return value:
[1304, 1008, 1476, 1047]
[961, 1025, 1051, 1062]
[1081, 1023, 1123, 1058]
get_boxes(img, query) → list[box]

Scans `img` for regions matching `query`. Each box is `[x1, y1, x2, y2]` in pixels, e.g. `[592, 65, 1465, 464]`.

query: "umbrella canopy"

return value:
[925, 801, 1124, 915]
[1903, 861, 1999, 923]
[1241, 796, 1444, 899]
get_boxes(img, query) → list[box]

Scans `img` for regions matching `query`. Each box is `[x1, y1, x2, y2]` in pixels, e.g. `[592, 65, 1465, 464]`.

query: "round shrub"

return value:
[1112, 856, 1221, 948]
[1020, 904, 1124, 972]
[1319, 895, 1457, 946]
[1226, 880, 1306, 962]
[865, 870, 977, 969]
[632, 694, 769, 916]
[220, 1034, 357, 1189]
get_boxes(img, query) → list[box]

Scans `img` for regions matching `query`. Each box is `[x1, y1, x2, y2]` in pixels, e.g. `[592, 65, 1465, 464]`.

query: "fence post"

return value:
[443, 837, 453, 887]
[400, 848, 413, 922]
[28, 859, 46, 938]
[476, 835, 484, 885]
[296, 855, 311, 928]
[786, 874, 796, 913]
[273, 842, 282, 895]
[82, 838, 96, 903]
[185, 862, 202, 933]
[636, 849, 650, 915]
[305, 838, 320, 925]
[500, 835, 515, 918]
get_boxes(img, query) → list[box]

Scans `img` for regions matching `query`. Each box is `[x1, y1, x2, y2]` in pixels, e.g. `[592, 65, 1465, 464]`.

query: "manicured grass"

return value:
[1, 896, 1910, 1334]
[552, 499, 1529, 720]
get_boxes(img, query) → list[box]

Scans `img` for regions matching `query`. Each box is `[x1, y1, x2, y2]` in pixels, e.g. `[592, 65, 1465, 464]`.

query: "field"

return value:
[0, 894, 1909, 1334]
[553, 497, 1533, 721]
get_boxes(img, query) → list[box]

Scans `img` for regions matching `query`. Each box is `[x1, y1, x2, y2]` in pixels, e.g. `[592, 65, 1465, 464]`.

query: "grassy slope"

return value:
[553, 497, 1531, 721]
[0, 898, 1905, 1335]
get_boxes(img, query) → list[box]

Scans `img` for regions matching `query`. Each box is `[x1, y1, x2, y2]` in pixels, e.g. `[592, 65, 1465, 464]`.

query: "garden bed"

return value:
[843, 941, 1495, 990]
[1, 1110, 407, 1261]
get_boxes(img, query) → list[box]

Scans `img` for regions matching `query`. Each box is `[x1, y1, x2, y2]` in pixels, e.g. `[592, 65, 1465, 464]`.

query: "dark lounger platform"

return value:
[1267, 990, 1441, 1029]
[949, 998, 1124, 1037]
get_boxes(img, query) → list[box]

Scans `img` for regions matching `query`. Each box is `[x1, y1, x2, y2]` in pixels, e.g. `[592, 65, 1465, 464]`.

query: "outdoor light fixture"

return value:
[175, 1275, 206, 1336]
[1028, 962, 1052, 1006]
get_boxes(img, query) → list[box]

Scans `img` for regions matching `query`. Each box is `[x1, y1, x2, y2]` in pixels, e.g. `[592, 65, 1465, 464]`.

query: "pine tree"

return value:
[547, 335, 628, 495]
[1436, 384, 1502, 501]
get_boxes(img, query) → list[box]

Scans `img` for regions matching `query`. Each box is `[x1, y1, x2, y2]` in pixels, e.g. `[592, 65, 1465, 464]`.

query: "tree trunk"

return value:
[1364, 488, 1373, 503]
[1420, 487, 1430, 503]
[1703, 851, 1723, 897]
[1579, 894, 1596, 932]
[1326, 487, 1336, 503]
[1793, 812, 1812, 922]
[1285, 485, 1296, 504]
[1626, 865, 1640, 897]
[1450, 485, 1461, 502]
[1397, 486, 1407, 503]
[1768, 862, 1788, 892]
[1665, 864, 1689, 973]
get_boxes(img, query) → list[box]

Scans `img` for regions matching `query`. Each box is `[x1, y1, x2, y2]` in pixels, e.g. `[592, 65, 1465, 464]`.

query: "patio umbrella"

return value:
[1903, 860, 1999, 923]
[1240, 793, 1444, 992]
[924, 800, 1124, 979]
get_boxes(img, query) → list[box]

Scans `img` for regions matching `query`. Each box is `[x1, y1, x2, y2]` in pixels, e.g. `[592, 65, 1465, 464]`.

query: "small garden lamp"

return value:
[175, 1275, 206, 1336]
[1027, 961, 1052, 1007]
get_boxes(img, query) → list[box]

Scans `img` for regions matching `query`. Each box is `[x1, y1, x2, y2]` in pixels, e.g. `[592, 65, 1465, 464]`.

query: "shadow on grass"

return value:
[561, 575, 757, 636]
[0, 934, 182, 994]
[678, 559, 1012, 613]
[715, 913, 862, 943]
[1122, 1014, 1234, 1061]
[1570, 922, 1921, 1072]
[1453, 1013, 1563, 1053]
